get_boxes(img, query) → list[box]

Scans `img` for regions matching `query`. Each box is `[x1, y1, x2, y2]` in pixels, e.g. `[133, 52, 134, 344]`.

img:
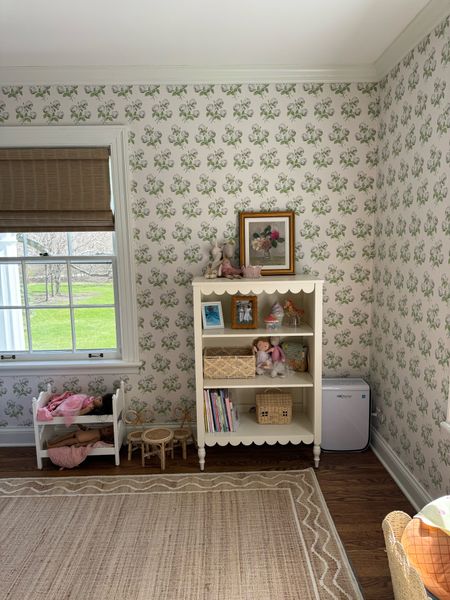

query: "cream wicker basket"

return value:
[382, 511, 428, 600]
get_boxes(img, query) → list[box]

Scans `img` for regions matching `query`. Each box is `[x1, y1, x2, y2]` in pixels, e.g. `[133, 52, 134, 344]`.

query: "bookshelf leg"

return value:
[198, 446, 206, 471]
[313, 444, 321, 468]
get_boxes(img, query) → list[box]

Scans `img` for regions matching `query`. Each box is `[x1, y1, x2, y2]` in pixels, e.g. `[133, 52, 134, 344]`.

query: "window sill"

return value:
[440, 421, 450, 437]
[0, 359, 141, 376]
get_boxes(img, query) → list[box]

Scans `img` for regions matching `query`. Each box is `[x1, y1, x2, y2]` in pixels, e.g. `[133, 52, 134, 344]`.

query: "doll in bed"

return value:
[37, 392, 113, 425]
[47, 425, 114, 448]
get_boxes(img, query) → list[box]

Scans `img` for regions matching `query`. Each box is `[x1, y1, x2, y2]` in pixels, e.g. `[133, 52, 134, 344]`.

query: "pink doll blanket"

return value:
[47, 441, 112, 469]
[37, 392, 97, 426]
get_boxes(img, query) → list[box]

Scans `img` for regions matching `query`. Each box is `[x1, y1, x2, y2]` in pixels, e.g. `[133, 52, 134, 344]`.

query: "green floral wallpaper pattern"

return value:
[0, 81, 378, 427]
[371, 16, 450, 497]
[0, 16, 448, 497]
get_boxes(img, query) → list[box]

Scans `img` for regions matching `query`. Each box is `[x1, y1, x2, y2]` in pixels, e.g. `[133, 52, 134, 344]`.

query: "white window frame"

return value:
[441, 385, 450, 437]
[0, 126, 139, 374]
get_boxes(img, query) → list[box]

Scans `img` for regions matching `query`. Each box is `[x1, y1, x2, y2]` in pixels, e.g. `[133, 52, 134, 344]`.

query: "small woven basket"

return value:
[255, 390, 292, 424]
[203, 347, 255, 379]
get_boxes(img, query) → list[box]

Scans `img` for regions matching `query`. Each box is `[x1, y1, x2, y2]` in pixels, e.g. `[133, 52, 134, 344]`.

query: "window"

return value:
[0, 127, 139, 374]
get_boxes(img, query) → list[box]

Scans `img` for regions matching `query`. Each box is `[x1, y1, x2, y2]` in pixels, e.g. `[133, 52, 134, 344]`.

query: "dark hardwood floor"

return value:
[0, 443, 414, 600]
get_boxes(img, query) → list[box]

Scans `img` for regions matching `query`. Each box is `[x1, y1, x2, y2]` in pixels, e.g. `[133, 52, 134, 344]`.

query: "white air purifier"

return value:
[322, 378, 370, 451]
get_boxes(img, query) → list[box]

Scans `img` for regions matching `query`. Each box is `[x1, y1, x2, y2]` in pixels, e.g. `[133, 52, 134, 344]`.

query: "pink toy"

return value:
[219, 242, 242, 278]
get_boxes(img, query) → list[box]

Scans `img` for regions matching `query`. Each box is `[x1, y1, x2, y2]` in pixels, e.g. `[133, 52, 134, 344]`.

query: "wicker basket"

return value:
[203, 347, 255, 379]
[382, 511, 428, 600]
[255, 390, 292, 424]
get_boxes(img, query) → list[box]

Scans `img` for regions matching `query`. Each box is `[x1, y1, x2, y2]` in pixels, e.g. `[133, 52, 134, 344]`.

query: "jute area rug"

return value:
[0, 469, 363, 600]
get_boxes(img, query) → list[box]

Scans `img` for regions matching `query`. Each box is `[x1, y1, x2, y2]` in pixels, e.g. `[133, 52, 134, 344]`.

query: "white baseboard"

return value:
[370, 427, 432, 511]
[0, 426, 35, 447]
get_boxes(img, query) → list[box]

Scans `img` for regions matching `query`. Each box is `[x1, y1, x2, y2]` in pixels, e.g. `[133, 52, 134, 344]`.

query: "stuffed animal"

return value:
[219, 242, 242, 278]
[269, 336, 286, 377]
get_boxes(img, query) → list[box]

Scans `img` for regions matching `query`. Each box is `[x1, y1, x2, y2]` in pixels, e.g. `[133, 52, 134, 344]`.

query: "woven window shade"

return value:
[0, 147, 113, 232]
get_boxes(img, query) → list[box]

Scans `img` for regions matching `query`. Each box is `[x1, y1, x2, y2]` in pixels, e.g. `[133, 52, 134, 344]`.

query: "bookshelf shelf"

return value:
[192, 275, 323, 471]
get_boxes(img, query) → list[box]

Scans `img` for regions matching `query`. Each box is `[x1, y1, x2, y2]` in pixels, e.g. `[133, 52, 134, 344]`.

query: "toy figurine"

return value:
[252, 337, 273, 375]
[269, 336, 286, 377]
[283, 299, 304, 326]
[219, 242, 242, 278]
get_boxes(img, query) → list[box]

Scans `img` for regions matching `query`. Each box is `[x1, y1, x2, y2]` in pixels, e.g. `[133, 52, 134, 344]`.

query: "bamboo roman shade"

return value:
[0, 147, 114, 232]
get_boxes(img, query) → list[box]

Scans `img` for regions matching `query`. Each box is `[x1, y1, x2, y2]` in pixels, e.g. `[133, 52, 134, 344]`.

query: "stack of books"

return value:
[204, 389, 239, 433]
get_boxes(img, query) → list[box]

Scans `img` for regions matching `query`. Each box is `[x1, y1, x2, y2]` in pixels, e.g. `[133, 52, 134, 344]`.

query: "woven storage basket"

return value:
[255, 390, 292, 424]
[382, 511, 428, 600]
[203, 347, 255, 379]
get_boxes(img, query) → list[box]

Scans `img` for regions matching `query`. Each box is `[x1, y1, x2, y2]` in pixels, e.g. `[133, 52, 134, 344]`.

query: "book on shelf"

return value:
[203, 389, 239, 433]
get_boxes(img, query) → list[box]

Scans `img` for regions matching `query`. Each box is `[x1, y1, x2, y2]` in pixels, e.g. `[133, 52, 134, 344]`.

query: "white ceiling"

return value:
[0, 0, 449, 82]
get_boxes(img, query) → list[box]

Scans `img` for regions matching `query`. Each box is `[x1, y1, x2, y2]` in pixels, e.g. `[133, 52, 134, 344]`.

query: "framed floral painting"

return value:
[239, 211, 295, 275]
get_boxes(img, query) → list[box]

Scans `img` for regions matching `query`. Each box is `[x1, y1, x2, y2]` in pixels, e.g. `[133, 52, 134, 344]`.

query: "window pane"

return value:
[30, 308, 72, 351]
[0, 309, 29, 351]
[70, 232, 114, 256]
[71, 263, 115, 305]
[74, 308, 117, 350]
[0, 263, 24, 306]
[23, 233, 68, 257]
[26, 263, 69, 306]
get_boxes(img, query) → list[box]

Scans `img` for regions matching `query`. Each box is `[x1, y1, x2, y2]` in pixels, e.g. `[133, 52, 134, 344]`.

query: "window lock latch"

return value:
[1, 354, 16, 360]
[88, 353, 104, 359]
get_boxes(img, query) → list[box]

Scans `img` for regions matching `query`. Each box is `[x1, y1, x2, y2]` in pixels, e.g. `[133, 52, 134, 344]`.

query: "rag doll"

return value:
[253, 337, 273, 375]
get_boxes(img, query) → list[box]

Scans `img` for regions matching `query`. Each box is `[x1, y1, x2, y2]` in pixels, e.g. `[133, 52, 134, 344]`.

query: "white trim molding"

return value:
[370, 427, 432, 511]
[0, 64, 378, 85]
[0, 1, 448, 85]
[0, 426, 35, 447]
[375, 0, 450, 79]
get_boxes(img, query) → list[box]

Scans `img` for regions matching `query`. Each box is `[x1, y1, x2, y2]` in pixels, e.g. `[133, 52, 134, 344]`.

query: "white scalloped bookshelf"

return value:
[192, 275, 323, 471]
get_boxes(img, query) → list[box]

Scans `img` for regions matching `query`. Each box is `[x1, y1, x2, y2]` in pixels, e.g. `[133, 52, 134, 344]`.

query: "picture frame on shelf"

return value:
[231, 295, 258, 329]
[239, 211, 295, 276]
[201, 301, 224, 329]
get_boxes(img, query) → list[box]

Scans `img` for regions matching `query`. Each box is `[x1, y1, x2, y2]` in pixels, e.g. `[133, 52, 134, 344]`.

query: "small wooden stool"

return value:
[126, 430, 143, 461]
[172, 428, 193, 460]
[141, 428, 174, 471]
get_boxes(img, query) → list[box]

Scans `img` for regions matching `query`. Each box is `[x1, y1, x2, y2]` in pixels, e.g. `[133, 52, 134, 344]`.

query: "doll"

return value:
[269, 336, 286, 377]
[253, 337, 273, 375]
[47, 425, 114, 448]
[37, 392, 112, 426]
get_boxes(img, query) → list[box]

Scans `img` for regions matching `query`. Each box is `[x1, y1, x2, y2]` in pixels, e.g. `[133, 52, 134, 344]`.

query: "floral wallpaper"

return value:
[0, 80, 378, 429]
[0, 15, 448, 496]
[371, 15, 450, 498]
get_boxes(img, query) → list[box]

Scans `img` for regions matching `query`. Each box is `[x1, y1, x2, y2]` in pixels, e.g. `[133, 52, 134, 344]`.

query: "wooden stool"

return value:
[141, 428, 174, 471]
[172, 428, 193, 460]
[126, 430, 143, 460]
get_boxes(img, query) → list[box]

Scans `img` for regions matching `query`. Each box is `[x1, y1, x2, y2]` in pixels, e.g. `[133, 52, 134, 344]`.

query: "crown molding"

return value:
[0, 64, 377, 85]
[374, 0, 450, 79]
[0, 1, 447, 86]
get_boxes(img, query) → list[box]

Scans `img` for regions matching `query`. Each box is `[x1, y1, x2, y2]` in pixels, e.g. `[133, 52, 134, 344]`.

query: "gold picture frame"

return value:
[231, 295, 258, 329]
[239, 211, 295, 275]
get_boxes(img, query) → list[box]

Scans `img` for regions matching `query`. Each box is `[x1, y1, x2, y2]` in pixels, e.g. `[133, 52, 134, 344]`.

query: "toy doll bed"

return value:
[32, 381, 125, 469]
